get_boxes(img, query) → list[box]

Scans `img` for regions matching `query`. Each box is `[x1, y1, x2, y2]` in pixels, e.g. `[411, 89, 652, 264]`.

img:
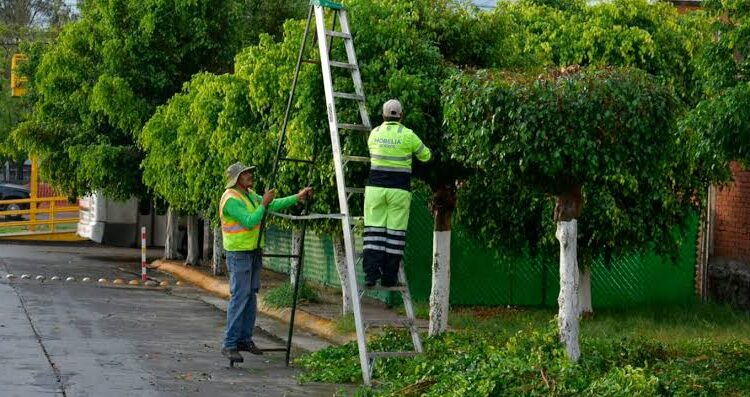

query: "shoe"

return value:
[238, 341, 264, 355]
[380, 280, 404, 288]
[221, 347, 244, 362]
[365, 280, 377, 288]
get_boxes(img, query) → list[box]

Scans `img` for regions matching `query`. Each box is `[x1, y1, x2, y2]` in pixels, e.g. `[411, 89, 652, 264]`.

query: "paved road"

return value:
[0, 242, 344, 396]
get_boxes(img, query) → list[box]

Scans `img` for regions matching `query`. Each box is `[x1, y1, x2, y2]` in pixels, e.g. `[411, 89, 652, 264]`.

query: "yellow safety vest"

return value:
[219, 188, 263, 251]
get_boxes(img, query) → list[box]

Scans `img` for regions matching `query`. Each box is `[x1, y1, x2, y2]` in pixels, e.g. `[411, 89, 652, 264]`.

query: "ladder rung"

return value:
[342, 155, 370, 163]
[329, 61, 357, 70]
[333, 92, 365, 101]
[345, 187, 365, 195]
[263, 253, 301, 258]
[338, 123, 371, 132]
[368, 351, 419, 359]
[302, 59, 321, 65]
[325, 30, 352, 39]
[365, 318, 413, 329]
[282, 157, 315, 164]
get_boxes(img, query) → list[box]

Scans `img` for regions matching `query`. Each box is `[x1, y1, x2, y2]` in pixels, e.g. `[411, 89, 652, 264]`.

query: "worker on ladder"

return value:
[219, 162, 313, 364]
[363, 100, 431, 287]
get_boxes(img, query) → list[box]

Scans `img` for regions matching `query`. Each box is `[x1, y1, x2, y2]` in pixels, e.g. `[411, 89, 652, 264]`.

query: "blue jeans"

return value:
[223, 250, 262, 350]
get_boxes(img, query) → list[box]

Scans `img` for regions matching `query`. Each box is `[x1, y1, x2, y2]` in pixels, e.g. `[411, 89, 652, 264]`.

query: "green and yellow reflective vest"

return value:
[367, 121, 431, 190]
[219, 188, 298, 251]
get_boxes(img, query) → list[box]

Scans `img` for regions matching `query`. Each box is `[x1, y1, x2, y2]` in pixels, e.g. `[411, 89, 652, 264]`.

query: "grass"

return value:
[334, 313, 356, 334]
[0, 222, 77, 234]
[262, 281, 321, 309]
[298, 303, 750, 396]
[448, 303, 750, 344]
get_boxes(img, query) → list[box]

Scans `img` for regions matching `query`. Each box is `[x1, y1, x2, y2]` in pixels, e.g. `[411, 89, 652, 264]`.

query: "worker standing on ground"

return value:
[363, 99, 431, 287]
[219, 162, 313, 364]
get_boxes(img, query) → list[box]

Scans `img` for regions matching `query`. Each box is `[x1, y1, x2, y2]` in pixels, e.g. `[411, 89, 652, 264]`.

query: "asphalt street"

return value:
[0, 242, 345, 396]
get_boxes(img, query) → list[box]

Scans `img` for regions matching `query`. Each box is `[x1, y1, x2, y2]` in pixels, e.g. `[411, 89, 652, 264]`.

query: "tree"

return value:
[443, 66, 710, 361]
[12, 0, 243, 200]
[684, 0, 750, 170]
[0, 0, 75, 162]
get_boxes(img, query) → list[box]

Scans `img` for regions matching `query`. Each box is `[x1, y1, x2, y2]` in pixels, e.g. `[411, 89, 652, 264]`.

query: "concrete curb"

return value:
[151, 260, 355, 346]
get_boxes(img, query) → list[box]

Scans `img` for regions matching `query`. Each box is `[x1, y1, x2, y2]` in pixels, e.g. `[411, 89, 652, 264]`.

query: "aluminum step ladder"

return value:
[261, 0, 423, 386]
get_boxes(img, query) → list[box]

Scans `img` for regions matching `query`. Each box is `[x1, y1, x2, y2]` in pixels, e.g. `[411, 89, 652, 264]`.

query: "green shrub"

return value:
[262, 281, 320, 308]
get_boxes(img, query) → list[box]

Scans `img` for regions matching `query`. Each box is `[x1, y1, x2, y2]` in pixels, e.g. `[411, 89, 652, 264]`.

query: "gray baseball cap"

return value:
[225, 162, 256, 189]
[382, 99, 402, 118]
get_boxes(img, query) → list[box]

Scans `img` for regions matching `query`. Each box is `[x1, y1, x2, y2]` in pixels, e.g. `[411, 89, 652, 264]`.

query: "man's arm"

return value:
[223, 196, 265, 229]
[268, 194, 299, 211]
[412, 133, 431, 162]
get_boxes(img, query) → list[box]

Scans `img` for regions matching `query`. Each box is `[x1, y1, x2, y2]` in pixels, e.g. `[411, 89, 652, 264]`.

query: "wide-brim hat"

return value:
[225, 162, 256, 189]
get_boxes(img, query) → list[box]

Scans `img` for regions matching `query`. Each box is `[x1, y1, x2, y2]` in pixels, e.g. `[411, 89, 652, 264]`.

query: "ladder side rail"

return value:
[398, 266, 423, 353]
[284, 95, 321, 366]
[338, 10, 372, 129]
[256, 4, 315, 250]
[313, 5, 372, 387]
[285, 218, 308, 365]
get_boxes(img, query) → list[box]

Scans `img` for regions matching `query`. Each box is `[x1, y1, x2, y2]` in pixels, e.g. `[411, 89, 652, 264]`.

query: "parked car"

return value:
[0, 183, 30, 220]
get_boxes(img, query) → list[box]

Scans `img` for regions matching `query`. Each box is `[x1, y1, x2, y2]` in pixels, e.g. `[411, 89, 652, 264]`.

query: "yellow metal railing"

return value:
[0, 153, 83, 240]
[0, 196, 82, 240]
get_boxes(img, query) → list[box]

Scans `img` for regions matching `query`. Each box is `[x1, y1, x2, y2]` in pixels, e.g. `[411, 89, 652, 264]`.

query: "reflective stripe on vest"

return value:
[219, 189, 263, 251]
[368, 123, 414, 173]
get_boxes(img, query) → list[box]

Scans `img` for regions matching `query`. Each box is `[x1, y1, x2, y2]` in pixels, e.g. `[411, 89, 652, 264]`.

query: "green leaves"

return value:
[14, 0, 244, 199]
[688, 0, 750, 169]
[444, 67, 702, 260]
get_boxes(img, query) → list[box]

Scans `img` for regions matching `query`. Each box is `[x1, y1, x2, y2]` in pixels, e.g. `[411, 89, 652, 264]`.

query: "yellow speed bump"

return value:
[112, 278, 125, 285]
[128, 279, 140, 286]
[98, 278, 109, 284]
[159, 281, 170, 287]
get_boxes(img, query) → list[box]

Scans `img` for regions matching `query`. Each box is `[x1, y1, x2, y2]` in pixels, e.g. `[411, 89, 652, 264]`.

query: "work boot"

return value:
[364, 279, 378, 288]
[238, 341, 264, 355]
[221, 347, 244, 362]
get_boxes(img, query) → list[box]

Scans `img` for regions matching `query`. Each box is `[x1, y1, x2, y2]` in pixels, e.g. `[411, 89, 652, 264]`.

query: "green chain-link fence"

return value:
[264, 190, 697, 308]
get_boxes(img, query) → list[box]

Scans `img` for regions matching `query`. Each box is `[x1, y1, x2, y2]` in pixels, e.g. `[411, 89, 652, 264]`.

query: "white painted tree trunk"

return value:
[211, 227, 225, 276]
[331, 235, 352, 314]
[556, 220, 580, 362]
[578, 266, 592, 315]
[290, 229, 303, 286]
[429, 230, 451, 336]
[185, 215, 200, 266]
[164, 208, 180, 260]
[202, 219, 212, 266]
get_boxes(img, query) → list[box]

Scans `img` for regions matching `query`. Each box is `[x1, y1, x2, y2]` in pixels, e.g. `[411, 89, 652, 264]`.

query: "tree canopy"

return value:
[683, 0, 750, 170]
[443, 67, 708, 263]
[12, 0, 243, 199]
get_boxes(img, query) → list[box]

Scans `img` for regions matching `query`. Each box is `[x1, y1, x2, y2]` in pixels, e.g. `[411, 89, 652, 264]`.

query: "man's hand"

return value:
[297, 187, 314, 203]
[262, 189, 276, 207]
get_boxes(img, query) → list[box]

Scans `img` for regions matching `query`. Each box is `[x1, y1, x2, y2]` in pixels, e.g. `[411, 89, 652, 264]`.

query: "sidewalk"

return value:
[151, 260, 428, 351]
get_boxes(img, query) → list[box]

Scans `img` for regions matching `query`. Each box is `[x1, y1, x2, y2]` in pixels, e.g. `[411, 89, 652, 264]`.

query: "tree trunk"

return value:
[556, 220, 580, 362]
[164, 207, 180, 260]
[429, 230, 451, 336]
[578, 266, 593, 315]
[332, 235, 352, 315]
[212, 227, 225, 276]
[185, 215, 200, 266]
[554, 184, 583, 362]
[290, 229, 303, 286]
[202, 219, 212, 266]
[428, 183, 456, 336]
